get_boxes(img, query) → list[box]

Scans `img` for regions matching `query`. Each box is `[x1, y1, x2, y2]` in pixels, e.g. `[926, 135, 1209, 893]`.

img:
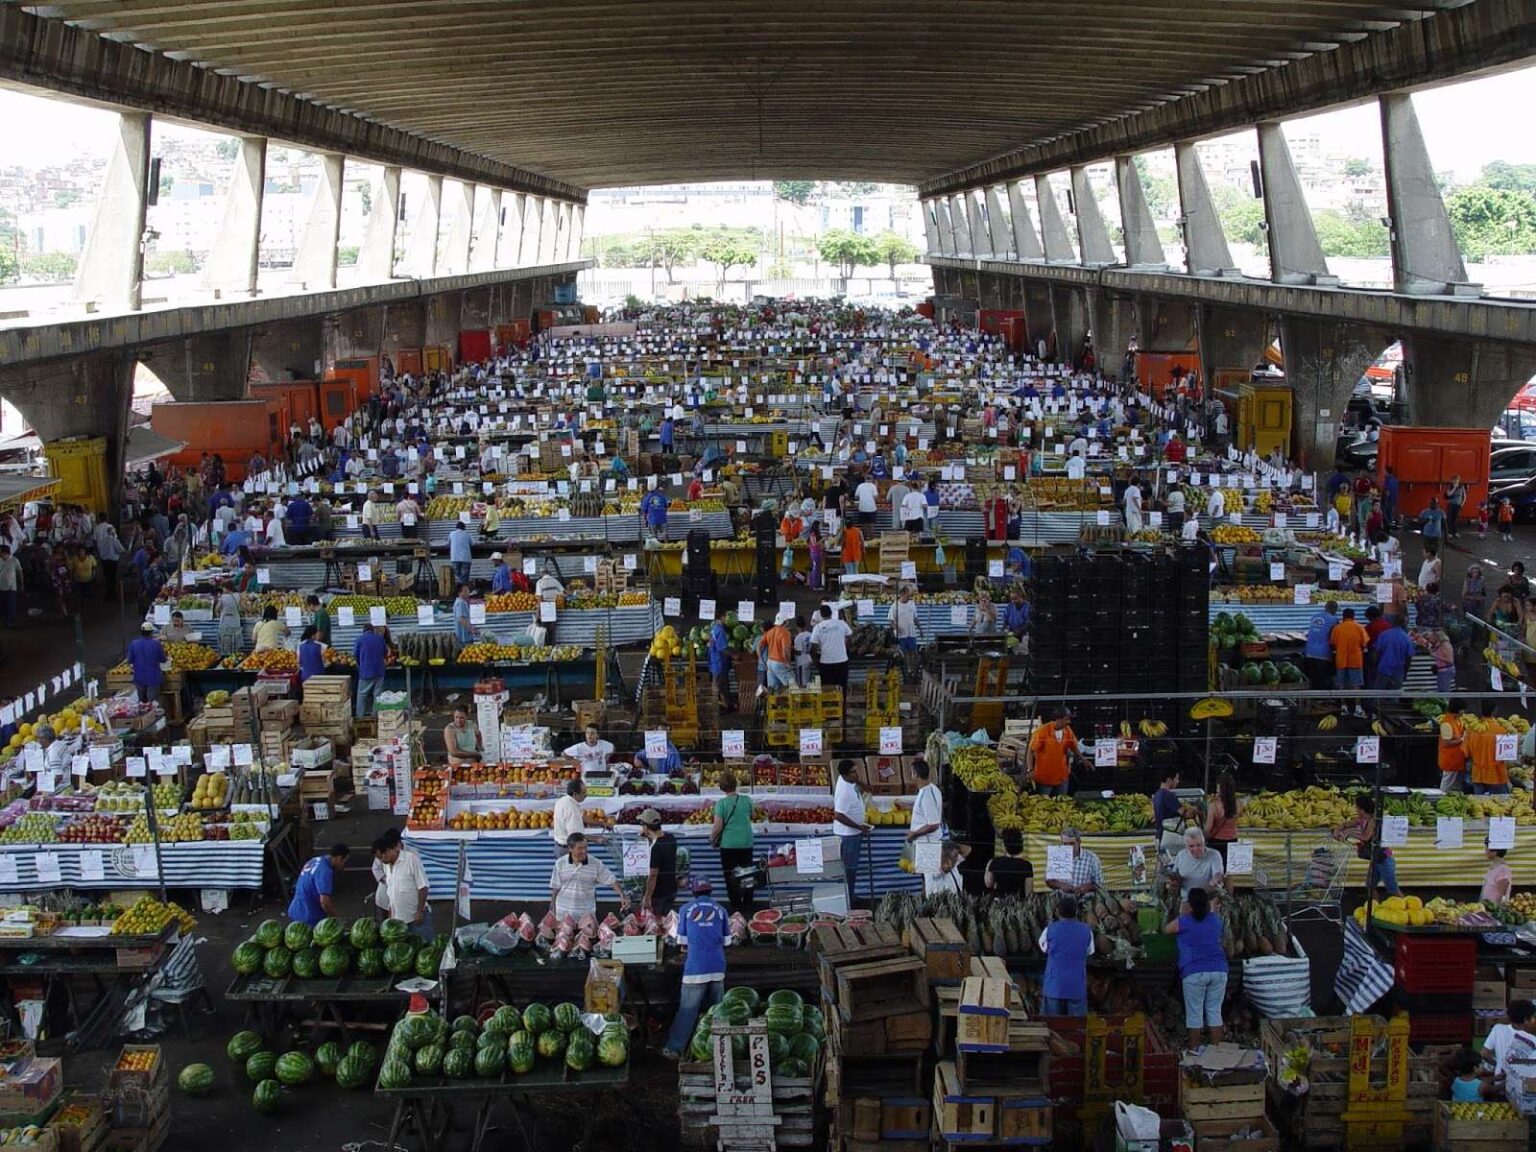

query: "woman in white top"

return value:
[265, 512, 286, 548]
[1123, 484, 1144, 534]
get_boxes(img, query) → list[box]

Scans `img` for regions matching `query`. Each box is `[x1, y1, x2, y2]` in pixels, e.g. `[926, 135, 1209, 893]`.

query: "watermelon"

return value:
[442, 1049, 473, 1079]
[449, 1030, 476, 1053]
[355, 947, 384, 977]
[689, 1026, 712, 1063]
[378, 1058, 412, 1091]
[290, 947, 320, 980]
[721, 986, 759, 1014]
[789, 1034, 820, 1065]
[275, 1052, 314, 1086]
[415, 947, 440, 980]
[766, 989, 803, 1011]
[764, 1004, 803, 1037]
[536, 1029, 567, 1060]
[252, 1078, 281, 1114]
[596, 1033, 628, 1068]
[283, 921, 312, 951]
[383, 942, 417, 975]
[312, 917, 343, 947]
[507, 1032, 535, 1074]
[246, 1051, 278, 1083]
[379, 917, 410, 945]
[318, 944, 352, 978]
[731, 1033, 748, 1060]
[334, 1055, 369, 1090]
[492, 1005, 522, 1034]
[315, 1042, 342, 1077]
[778, 1057, 807, 1078]
[397, 1015, 435, 1050]
[768, 1033, 791, 1063]
[522, 1003, 552, 1034]
[349, 919, 378, 950]
[565, 1032, 595, 1072]
[347, 1041, 377, 1069]
[474, 1045, 505, 1078]
[262, 946, 292, 979]
[254, 919, 284, 949]
[553, 1002, 581, 1033]
[178, 1063, 214, 1095]
[227, 1031, 264, 1063]
[414, 1045, 444, 1077]
[232, 942, 264, 976]
[452, 1015, 479, 1033]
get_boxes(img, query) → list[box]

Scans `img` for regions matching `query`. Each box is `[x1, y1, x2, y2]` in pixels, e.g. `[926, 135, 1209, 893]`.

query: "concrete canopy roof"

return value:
[26, 0, 1469, 190]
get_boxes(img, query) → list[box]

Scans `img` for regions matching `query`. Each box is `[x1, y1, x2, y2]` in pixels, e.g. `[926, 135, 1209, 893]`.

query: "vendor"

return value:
[984, 829, 1034, 896]
[535, 567, 565, 601]
[287, 843, 349, 925]
[634, 727, 683, 775]
[374, 832, 432, 940]
[660, 885, 731, 1060]
[1045, 827, 1103, 896]
[159, 611, 194, 644]
[1169, 828, 1228, 902]
[1483, 841, 1513, 904]
[1027, 707, 1081, 797]
[252, 604, 289, 652]
[637, 808, 680, 916]
[443, 707, 481, 766]
[563, 726, 614, 774]
[452, 585, 479, 645]
[549, 832, 628, 920]
[1333, 794, 1400, 898]
[489, 552, 513, 593]
[552, 778, 588, 855]
[307, 594, 331, 645]
[127, 622, 168, 704]
[1164, 886, 1228, 1051]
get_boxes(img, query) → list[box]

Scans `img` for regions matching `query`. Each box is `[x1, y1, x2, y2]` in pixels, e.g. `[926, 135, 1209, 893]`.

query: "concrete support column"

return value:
[0, 354, 135, 513]
[1197, 305, 1271, 391]
[144, 331, 252, 400]
[1022, 282, 1055, 353]
[1279, 317, 1390, 468]
[462, 287, 493, 329]
[571, 205, 586, 260]
[404, 173, 444, 278]
[249, 320, 323, 385]
[984, 186, 1011, 259]
[498, 193, 527, 268]
[1403, 336, 1536, 430]
[290, 152, 344, 291]
[1087, 288, 1140, 379]
[559, 203, 577, 262]
[936, 198, 959, 257]
[921, 200, 942, 254]
[1139, 299, 1199, 352]
[1070, 166, 1116, 265]
[1174, 143, 1239, 277]
[1034, 175, 1077, 263]
[202, 136, 267, 299]
[1380, 94, 1476, 296]
[971, 189, 996, 257]
[949, 194, 974, 256]
[468, 186, 502, 273]
[1115, 156, 1167, 269]
[977, 272, 1004, 311]
[517, 195, 541, 266]
[326, 307, 386, 371]
[439, 179, 475, 277]
[1051, 286, 1089, 366]
[1256, 122, 1333, 285]
[424, 291, 464, 352]
[1007, 181, 1045, 261]
[358, 165, 401, 283]
[537, 199, 561, 265]
[73, 112, 151, 313]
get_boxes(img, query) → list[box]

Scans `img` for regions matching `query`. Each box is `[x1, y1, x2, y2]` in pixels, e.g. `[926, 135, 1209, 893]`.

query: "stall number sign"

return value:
[1355, 736, 1380, 764]
[799, 728, 823, 757]
[1252, 737, 1277, 765]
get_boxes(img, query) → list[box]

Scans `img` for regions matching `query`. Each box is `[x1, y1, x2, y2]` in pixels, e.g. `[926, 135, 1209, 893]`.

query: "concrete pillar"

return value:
[1070, 167, 1117, 266]
[439, 179, 475, 277]
[498, 193, 526, 267]
[144, 332, 251, 400]
[249, 320, 323, 385]
[537, 199, 561, 265]
[949, 194, 973, 256]
[922, 200, 942, 254]
[381, 301, 426, 359]
[1034, 175, 1077, 263]
[202, 137, 267, 299]
[1007, 181, 1045, 261]
[1174, 143, 1239, 277]
[358, 165, 401, 283]
[1023, 282, 1055, 352]
[1052, 286, 1089, 366]
[561, 203, 579, 262]
[571, 205, 586, 261]
[404, 173, 444, 278]
[936, 198, 959, 257]
[73, 112, 151, 313]
[977, 272, 1004, 310]
[424, 290, 464, 351]
[1197, 306, 1271, 390]
[0, 354, 135, 513]
[289, 152, 344, 292]
[983, 186, 1011, 259]
[1403, 336, 1536, 430]
[1279, 316, 1390, 468]
[467, 186, 502, 273]
[1257, 122, 1333, 286]
[970, 189, 995, 257]
[1140, 298, 1199, 351]
[326, 307, 385, 370]
[1380, 94, 1476, 296]
[517, 195, 541, 266]
[1115, 157, 1168, 269]
[1087, 288, 1140, 378]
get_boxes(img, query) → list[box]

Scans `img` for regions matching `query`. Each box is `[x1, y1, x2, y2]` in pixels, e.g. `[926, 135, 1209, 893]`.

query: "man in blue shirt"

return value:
[634, 729, 683, 776]
[286, 494, 313, 545]
[708, 618, 731, 709]
[1002, 588, 1031, 643]
[641, 489, 668, 541]
[1381, 466, 1399, 529]
[660, 887, 731, 1059]
[354, 623, 389, 717]
[452, 585, 479, 645]
[1372, 619, 1414, 692]
[219, 527, 252, 555]
[298, 625, 326, 682]
[126, 623, 167, 704]
[659, 417, 675, 453]
[489, 552, 513, 593]
[287, 844, 349, 925]
[1040, 895, 1093, 1016]
[448, 523, 474, 587]
[1303, 601, 1339, 690]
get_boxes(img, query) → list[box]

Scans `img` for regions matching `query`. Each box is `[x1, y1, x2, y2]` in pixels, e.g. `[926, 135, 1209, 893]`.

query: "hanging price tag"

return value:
[125, 756, 147, 779]
[1355, 736, 1380, 764]
[721, 730, 745, 758]
[1253, 737, 1277, 764]
[644, 730, 668, 761]
[879, 727, 902, 755]
[1497, 733, 1519, 762]
[337, 606, 355, 627]
[1094, 741, 1116, 767]
[622, 840, 651, 878]
[795, 839, 824, 875]
[663, 597, 681, 617]
[538, 601, 557, 623]
[1270, 562, 1285, 581]
[1045, 845, 1075, 883]
[1293, 584, 1313, 605]
[1435, 816, 1463, 850]
[737, 602, 755, 623]
[988, 559, 1004, 578]
[1490, 816, 1517, 850]
[799, 729, 823, 757]
[1225, 841, 1254, 875]
[1380, 815, 1409, 847]
[698, 599, 715, 621]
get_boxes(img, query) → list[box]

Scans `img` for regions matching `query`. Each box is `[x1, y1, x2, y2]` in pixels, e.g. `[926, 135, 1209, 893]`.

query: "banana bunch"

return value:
[1481, 646, 1524, 681]
[1370, 720, 1390, 737]
[1317, 714, 1339, 731]
[1136, 718, 1169, 738]
[1241, 786, 1356, 830]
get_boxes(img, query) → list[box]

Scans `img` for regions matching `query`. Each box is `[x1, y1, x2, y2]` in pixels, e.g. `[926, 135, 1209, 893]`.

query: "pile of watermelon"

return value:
[684, 988, 823, 1079]
[745, 908, 821, 949]
[374, 1000, 629, 1090]
[221, 1029, 376, 1116]
[230, 916, 446, 984]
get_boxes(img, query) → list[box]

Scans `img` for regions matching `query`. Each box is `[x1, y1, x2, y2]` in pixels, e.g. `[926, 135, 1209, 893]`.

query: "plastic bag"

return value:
[479, 921, 522, 956]
[1115, 1102, 1162, 1142]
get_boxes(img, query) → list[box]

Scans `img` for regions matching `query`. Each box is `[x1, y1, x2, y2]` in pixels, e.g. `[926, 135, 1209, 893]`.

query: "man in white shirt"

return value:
[886, 480, 911, 530]
[549, 833, 628, 920]
[1482, 1000, 1536, 1083]
[552, 778, 588, 855]
[375, 835, 432, 940]
[900, 487, 927, 534]
[854, 476, 879, 526]
[1066, 451, 1086, 480]
[907, 758, 943, 845]
[810, 604, 853, 689]
[833, 759, 873, 907]
[563, 727, 614, 774]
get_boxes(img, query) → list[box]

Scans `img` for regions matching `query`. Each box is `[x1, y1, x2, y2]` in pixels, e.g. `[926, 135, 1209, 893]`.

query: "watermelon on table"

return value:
[415, 947, 439, 980]
[474, 1045, 505, 1078]
[283, 921, 312, 951]
[314, 1042, 342, 1077]
[245, 1052, 278, 1083]
[382, 942, 416, 975]
[231, 942, 264, 976]
[442, 1049, 473, 1079]
[766, 989, 803, 1011]
[262, 946, 292, 979]
[312, 917, 343, 947]
[396, 1015, 435, 1050]
[414, 1045, 444, 1077]
[290, 947, 320, 980]
[377, 1058, 412, 1091]
[227, 1032, 264, 1063]
[552, 1002, 581, 1032]
[565, 1032, 594, 1072]
[274, 1052, 314, 1086]
[379, 918, 410, 945]
[349, 919, 378, 950]
[491, 1005, 522, 1035]
[452, 1015, 479, 1034]
[522, 1003, 552, 1034]
[535, 1030, 567, 1060]
[347, 1041, 377, 1069]
[254, 920, 284, 949]
[763, 1004, 803, 1037]
[356, 947, 384, 978]
[334, 1055, 370, 1090]
[449, 1030, 476, 1052]
[506, 1032, 535, 1074]
[720, 986, 759, 1013]
[318, 944, 352, 978]
[252, 1079, 281, 1114]
[596, 1032, 628, 1068]
[178, 1063, 214, 1095]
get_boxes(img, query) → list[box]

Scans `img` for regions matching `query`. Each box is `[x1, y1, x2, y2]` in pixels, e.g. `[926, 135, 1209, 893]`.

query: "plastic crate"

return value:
[1393, 933, 1477, 994]
[1406, 1013, 1472, 1044]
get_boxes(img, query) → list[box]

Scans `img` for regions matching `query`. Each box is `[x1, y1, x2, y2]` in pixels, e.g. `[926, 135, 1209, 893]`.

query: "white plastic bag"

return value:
[1115, 1101, 1162, 1142]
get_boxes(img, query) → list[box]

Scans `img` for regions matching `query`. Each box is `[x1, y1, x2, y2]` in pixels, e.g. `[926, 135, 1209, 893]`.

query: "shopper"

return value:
[1154, 769, 1189, 855]
[1170, 828, 1227, 902]
[810, 604, 852, 689]
[375, 833, 432, 940]
[552, 778, 587, 856]
[1482, 841, 1513, 904]
[1334, 794, 1400, 898]
[448, 521, 473, 587]
[1028, 707, 1082, 797]
[1164, 886, 1228, 1051]
[1445, 474, 1467, 538]
[1480, 1000, 1536, 1092]
[710, 771, 755, 915]
[215, 580, 243, 656]
[1449, 1049, 1483, 1103]
[126, 622, 167, 705]
[252, 604, 289, 652]
[1438, 701, 1469, 792]
[1419, 496, 1446, 548]
[1204, 773, 1241, 864]
[1461, 565, 1487, 619]
[888, 585, 924, 676]
[1039, 896, 1092, 1017]
[659, 886, 731, 1060]
[353, 621, 389, 717]
[636, 808, 680, 917]
[548, 832, 627, 921]
[1469, 701, 1511, 796]
[907, 758, 943, 848]
[307, 594, 331, 645]
[297, 625, 326, 683]
[287, 843, 349, 925]
[1431, 630, 1457, 695]
[1330, 607, 1369, 712]
[1302, 601, 1339, 690]
[452, 584, 479, 645]
[756, 616, 795, 693]
[984, 829, 1034, 896]
[833, 759, 873, 907]
[839, 520, 864, 575]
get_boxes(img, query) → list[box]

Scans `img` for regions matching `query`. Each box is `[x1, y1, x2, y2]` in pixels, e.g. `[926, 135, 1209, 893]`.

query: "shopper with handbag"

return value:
[711, 771, 755, 915]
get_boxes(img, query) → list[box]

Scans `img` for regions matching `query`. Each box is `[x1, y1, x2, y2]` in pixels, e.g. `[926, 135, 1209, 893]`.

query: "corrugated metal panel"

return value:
[0, 841, 264, 890]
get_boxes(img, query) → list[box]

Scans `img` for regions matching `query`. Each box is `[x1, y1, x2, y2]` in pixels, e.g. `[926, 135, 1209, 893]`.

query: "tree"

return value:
[1341, 157, 1372, 179]
[337, 245, 359, 267]
[1209, 183, 1266, 248]
[818, 229, 880, 279]
[1132, 156, 1178, 221]
[1312, 210, 1389, 258]
[215, 139, 239, 161]
[21, 252, 77, 282]
[826, 181, 878, 198]
[0, 245, 16, 287]
[1446, 185, 1536, 261]
[358, 182, 372, 216]
[145, 250, 198, 277]
[773, 180, 816, 206]
[700, 232, 758, 291]
[873, 231, 919, 279]
[643, 230, 699, 283]
[1479, 161, 1536, 198]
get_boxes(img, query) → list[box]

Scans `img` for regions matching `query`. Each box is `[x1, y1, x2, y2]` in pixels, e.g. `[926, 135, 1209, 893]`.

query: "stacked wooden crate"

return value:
[257, 696, 298, 764]
[300, 675, 353, 751]
[1180, 1048, 1279, 1152]
[933, 976, 1053, 1149]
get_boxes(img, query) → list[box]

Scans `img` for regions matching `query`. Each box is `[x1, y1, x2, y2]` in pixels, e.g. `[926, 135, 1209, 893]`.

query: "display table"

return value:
[225, 971, 417, 1045]
[0, 840, 266, 891]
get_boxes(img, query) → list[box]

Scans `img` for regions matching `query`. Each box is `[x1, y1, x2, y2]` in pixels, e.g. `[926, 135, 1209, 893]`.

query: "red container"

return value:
[1375, 426, 1490, 520]
[1407, 1013, 1472, 1044]
[458, 329, 492, 364]
[1393, 932, 1476, 994]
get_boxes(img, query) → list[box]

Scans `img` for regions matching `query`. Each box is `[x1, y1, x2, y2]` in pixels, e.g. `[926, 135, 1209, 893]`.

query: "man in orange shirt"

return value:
[1028, 707, 1084, 798]
[1468, 701, 1511, 795]
[756, 618, 795, 693]
[1330, 608, 1369, 713]
[1438, 701, 1468, 793]
[840, 522, 865, 575]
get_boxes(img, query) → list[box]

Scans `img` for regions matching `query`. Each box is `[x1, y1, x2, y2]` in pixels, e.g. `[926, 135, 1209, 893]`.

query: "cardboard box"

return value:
[610, 936, 661, 965]
[0, 1057, 62, 1115]
[291, 738, 334, 770]
[861, 755, 906, 795]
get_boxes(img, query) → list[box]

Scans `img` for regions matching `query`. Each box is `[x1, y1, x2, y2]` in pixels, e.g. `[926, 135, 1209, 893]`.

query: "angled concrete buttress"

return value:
[1052, 287, 1089, 364]
[358, 166, 401, 283]
[570, 206, 586, 261]
[290, 152, 344, 291]
[404, 174, 445, 278]
[440, 180, 476, 276]
[1403, 336, 1536, 430]
[985, 186, 1011, 258]
[1086, 288, 1139, 374]
[72, 112, 151, 313]
[1380, 94, 1477, 297]
[951, 194, 975, 256]
[1279, 317, 1393, 468]
[922, 201, 942, 254]
[1174, 143, 1239, 277]
[1034, 175, 1078, 263]
[1115, 157, 1168, 269]
[937, 198, 959, 257]
[469, 186, 502, 273]
[203, 136, 267, 299]
[1256, 122, 1334, 286]
[537, 200, 561, 265]
[518, 195, 542, 267]
[1007, 181, 1045, 261]
[972, 189, 996, 257]
[498, 193, 527, 267]
[142, 331, 252, 401]
[1069, 167, 1117, 266]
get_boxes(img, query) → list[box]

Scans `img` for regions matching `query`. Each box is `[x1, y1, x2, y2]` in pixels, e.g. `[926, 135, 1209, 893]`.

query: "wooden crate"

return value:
[1193, 1116, 1282, 1152]
[934, 1059, 994, 1142]
[301, 675, 352, 704]
[1181, 1074, 1267, 1123]
[907, 917, 971, 985]
[957, 977, 1013, 1053]
[956, 1039, 1050, 1097]
[835, 1096, 931, 1143]
[997, 1096, 1053, 1145]
[815, 921, 910, 1000]
[1432, 1102, 1529, 1150]
[834, 956, 928, 1024]
[830, 1010, 933, 1056]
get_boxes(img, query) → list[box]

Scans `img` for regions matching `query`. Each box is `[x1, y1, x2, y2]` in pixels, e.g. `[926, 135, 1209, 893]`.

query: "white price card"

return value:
[132, 845, 158, 877]
[539, 600, 557, 623]
[311, 803, 330, 821]
[1490, 815, 1517, 850]
[721, 730, 745, 758]
[737, 602, 755, 623]
[900, 561, 917, 580]
[153, 751, 178, 776]
[1273, 513, 1287, 529]
[256, 567, 271, 586]
[1492, 667, 1505, 692]
[950, 604, 969, 629]
[1293, 584, 1313, 605]
[1328, 562, 1345, 582]
[1497, 733, 1519, 762]
[1355, 736, 1380, 764]
[1435, 816, 1464, 850]
[36, 771, 56, 795]
[663, 597, 681, 617]
[1380, 815, 1409, 847]
[80, 849, 105, 882]
[799, 728, 823, 757]
[988, 559, 1004, 578]
[206, 745, 231, 770]
[285, 606, 303, 628]
[417, 604, 434, 626]
[369, 606, 387, 626]
[180, 571, 197, 587]
[233, 744, 254, 767]
[794, 839, 824, 875]
[624, 555, 638, 571]
[644, 730, 669, 762]
[0, 857, 16, 887]
[1149, 511, 1164, 527]
[1225, 841, 1254, 875]
[1253, 737, 1277, 765]
[856, 599, 874, 620]
[1096, 510, 1110, 527]
[153, 603, 171, 625]
[622, 840, 652, 878]
[70, 754, 89, 778]
[1183, 519, 1201, 541]
[879, 727, 903, 756]
[1375, 583, 1393, 604]
[125, 756, 147, 779]
[33, 852, 61, 885]
[698, 599, 716, 621]
[88, 746, 110, 773]
[778, 601, 796, 625]
[1045, 844, 1075, 883]
[1094, 741, 1117, 767]
[469, 603, 487, 625]
[1307, 513, 1320, 528]
[1270, 562, 1285, 582]
[914, 840, 943, 877]
[337, 606, 355, 627]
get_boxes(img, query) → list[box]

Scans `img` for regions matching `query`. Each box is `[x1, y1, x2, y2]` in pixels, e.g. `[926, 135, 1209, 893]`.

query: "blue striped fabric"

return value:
[0, 842, 264, 891]
[1335, 920, 1394, 1013]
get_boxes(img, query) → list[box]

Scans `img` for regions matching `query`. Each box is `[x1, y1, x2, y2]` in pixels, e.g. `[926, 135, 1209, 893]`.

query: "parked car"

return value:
[1488, 441, 1536, 520]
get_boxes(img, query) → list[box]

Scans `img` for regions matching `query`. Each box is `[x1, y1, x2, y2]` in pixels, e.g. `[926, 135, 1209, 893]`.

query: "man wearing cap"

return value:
[659, 883, 731, 1060]
[637, 808, 680, 916]
[127, 623, 168, 705]
[1028, 707, 1084, 797]
[489, 552, 513, 594]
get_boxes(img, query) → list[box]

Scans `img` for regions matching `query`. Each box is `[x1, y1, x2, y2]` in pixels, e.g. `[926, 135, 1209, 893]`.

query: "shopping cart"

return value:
[1252, 837, 1353, 927]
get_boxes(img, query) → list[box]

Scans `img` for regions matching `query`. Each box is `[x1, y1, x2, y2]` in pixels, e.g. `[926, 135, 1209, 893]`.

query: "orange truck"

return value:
[150, 399, 282, 483]
[1375, 426, 1490, 519]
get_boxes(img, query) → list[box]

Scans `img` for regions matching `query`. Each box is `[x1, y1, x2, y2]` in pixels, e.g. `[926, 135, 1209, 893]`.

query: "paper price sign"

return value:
[1252, 737, 1277, 765]
[900, 561, 917, 580]
[369, 606, 387, 626]
[879, 727, 902, 755]
[285, 606, 303, 627]
[622, 840, 652, 878]
[1328, 562, 1345, 582]
[0, 857, 15, 887]
[1225, 841, 1255, 875]
[70, 754, 89, 778]
[988, 559, 1004, 578]
[80, 849, 105, 882]
[799, 728, 823, 757]
[180, 571, 196, 587]
[1045, 845, 1075, 883]
[153, 603, 171, 625]
[1183, 520, 1200, 542]
[89, 746, 110, 773]
[914, 840, 943, 877]
[721, 730, 745, 758]
[1497, 733, 1519, 762]
[795, 839, 824, 875]
[416, 604, 434, 626]
[1293, 584, 1313, 605]
[1269, 562, 1285, 582]
[1355, 736, 1380, 764]
[1307, 513, 1320, 528]
[538, 601, 557, 623]
[1375, 583, 1393, 604]
[950, 604, 969, 628]
[233, 744, 254, 767]
[1380, 815, 1409, 847]
[1436, 816, 1464, 850]
[737, 602, 755, 623]
[778, 601, 795, 625]
[125, 756, 147, 779]
[34, 853, 61, 885]
[1490, 815, 1517, 850]
[644, 730, 668, 762]
[1492, 667, 1505, 692]
[1273, 513, 1287, 528]
[698, 599, 715, 621]
[1094, 741, 1117, 767]
[663, 597, 681, 617]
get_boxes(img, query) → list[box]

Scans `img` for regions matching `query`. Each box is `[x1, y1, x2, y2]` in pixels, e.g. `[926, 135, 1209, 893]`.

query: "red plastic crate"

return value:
[1407, 1013, 1472, 1044]
[1393, 934, 1476, 995]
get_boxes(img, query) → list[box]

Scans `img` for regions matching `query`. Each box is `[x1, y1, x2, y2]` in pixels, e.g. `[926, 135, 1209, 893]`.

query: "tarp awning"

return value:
[125, 425, 186, 469]
[0, 475, 59, 514]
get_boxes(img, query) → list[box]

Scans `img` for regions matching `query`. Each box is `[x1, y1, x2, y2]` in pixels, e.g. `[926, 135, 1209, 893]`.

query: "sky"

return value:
[0, 61, 1534, 185]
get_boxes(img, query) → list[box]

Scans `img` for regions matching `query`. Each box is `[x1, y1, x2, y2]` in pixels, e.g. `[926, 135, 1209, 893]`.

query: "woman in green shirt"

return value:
[711, 770, 755, 915]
